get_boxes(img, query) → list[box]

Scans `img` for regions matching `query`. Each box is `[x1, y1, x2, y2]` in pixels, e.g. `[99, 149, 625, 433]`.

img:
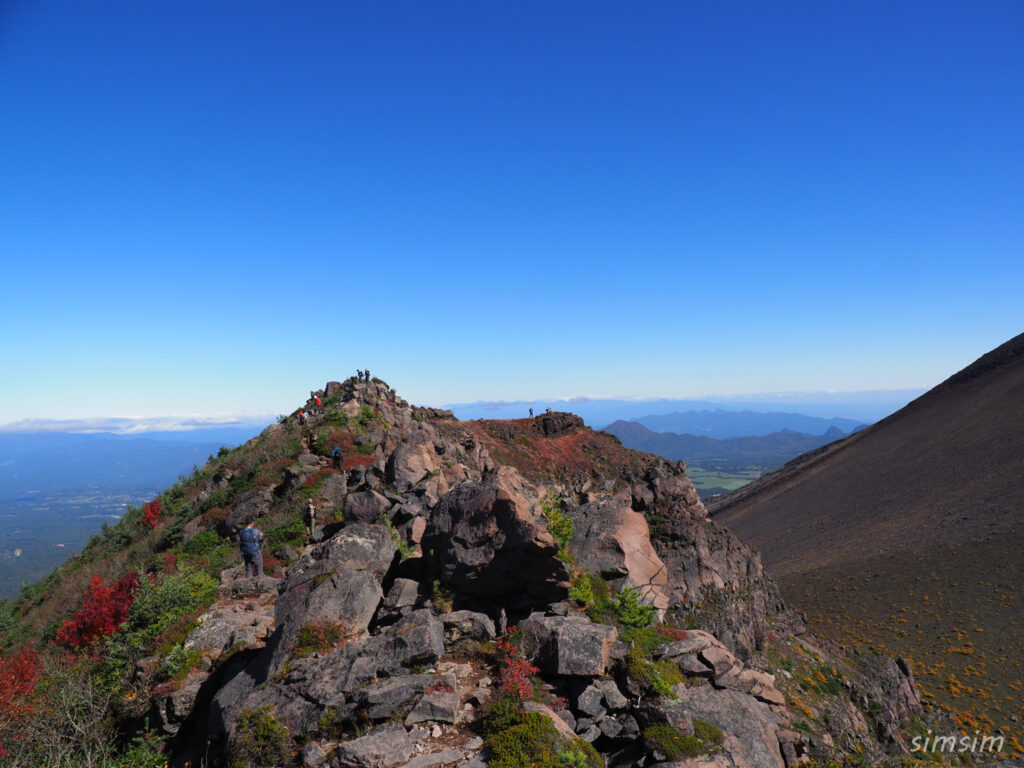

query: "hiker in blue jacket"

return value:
[239, 520, 264, 578]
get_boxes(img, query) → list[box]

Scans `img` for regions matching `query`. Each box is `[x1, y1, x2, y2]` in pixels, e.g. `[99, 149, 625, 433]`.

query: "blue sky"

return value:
[0, 0, 1021, 425]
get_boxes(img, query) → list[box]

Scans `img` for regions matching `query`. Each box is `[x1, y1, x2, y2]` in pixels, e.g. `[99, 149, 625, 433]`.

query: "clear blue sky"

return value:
[1, 0, 1021, 424]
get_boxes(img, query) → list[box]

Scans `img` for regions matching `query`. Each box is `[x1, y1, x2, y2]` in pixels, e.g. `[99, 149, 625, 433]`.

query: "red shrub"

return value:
[0, 645, 40, 757]
[55, 572, 139, 649]
[142, 498, 163, 528]
[496, 628, 540, 700]
[652, 625, 688, 642]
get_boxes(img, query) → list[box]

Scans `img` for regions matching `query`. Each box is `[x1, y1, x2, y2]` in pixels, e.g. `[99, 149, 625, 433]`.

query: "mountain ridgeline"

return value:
[1, 376, 962, 767]
[710, 332, 1024, 742]
[602, 421, 851, 498]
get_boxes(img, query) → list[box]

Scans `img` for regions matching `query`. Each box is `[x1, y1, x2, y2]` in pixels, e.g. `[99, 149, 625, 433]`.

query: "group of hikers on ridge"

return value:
[236, 434, 344, 576]
[241, 373, 376, 576]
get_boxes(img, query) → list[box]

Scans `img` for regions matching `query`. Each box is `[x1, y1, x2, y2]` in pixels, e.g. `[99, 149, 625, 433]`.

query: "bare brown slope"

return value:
[709, 332, 1024, 734]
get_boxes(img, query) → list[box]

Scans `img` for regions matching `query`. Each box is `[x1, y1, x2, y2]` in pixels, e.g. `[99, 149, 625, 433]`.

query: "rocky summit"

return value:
[4, 376, 963, 767]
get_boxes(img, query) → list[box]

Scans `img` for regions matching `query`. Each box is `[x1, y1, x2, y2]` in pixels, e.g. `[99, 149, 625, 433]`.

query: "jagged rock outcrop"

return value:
[422, 466, 570, 607]
[126, 376, 940, 768]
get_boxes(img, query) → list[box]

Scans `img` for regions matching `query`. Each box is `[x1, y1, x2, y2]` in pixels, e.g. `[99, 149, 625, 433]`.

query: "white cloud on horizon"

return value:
[0, 413, 276, 435]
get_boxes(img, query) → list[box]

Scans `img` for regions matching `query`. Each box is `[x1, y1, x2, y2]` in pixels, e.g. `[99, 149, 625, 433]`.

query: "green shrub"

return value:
[643, 719, 723, 760]
[626, 645, 682, 698]
[693, 717, 724, 748]
[323, 410, 349, 428]
[584, 573, 617, 625]
[265, 520, 306, 552]
[182, 529, 223, 558]
[486, 711, 601, 768]
[383, 517, 414, 560]
[115, 731, 168, 768]
[160, 644, 203, 682]
[481, 693, 525, 735]
[230, 705, 290, 768]
[569, 573, 595, 607]
[355, 405, 378, 434]
[542, 490, 574, 561]
[614, 586, 658, 629]
[109, 566, 218, 657]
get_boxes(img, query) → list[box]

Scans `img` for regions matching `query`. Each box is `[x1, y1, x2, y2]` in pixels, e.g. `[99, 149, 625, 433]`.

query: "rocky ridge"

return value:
[134, 377, 943, 767]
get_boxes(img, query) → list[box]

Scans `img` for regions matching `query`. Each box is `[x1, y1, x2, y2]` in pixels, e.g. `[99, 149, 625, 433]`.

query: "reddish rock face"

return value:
[569, 496, 672, 617]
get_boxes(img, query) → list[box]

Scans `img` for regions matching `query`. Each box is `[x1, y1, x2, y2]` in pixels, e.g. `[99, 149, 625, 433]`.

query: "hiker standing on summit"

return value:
[239, 521, 264, 578]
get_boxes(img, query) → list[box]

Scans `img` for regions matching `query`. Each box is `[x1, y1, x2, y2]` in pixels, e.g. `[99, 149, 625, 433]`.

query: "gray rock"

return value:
[275, 544, 299, 561]
[673, 684, 786, 768]
[303, 740, 328, 767]
[320, 473, 348, 506]
[618, 713, 641, 740]
[675, 652, 715, 676]
[556, 708, 577, 731]
[401, 750, 465, 768]
[576, 685, 606, 717]
[421, 467, 570, 606]
[386, 435, 442, 492]
[578, 724, 601, 743]
[594, 678, 629, 710]
[378, 578, 424, 622]
[700, 645, 740, 680]
[441, 610, 496, 649]
[220, 488, 273, 536]
[404, 689, 460, 725]
[599, 716, 624, 738]
[333, 723, 414, 767]
[343, 490, 391, 524]
[520, 614, 618, 676]
[354, 674, 433, 720]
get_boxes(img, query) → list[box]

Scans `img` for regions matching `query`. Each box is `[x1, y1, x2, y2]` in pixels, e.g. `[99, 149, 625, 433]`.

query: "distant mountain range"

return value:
[603, 420, 848, 466]
[630, 410, 863, 439]
[445, 389, 922, 426]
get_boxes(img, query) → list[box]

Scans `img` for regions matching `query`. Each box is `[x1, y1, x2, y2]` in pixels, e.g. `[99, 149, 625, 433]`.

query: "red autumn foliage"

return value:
[55, 572, 139, 649]
[0, 645, 40, 758]
[496, 628, 540, 700]
[142, 498, 163, 528]
[652, 625, 688, 642]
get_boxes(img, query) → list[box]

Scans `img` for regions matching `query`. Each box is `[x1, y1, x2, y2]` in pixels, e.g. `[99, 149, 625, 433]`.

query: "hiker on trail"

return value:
[315, 395, 322, 407]
[357, 370, 364, 381]
[239, 521, 264, 578]
[304, 499, 317, 538]
[365, 369, 371, 381]
[529, 408, 534, 417]
[308, 431, 318, 450]
[298, 411, 308, 425]
[331, 445, 343, 470]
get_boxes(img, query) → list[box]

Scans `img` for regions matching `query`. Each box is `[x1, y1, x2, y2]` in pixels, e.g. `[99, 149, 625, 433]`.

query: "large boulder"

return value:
[270, 524, 395, 668]
[386, 434, 443, 492]
[343, 490, 391, 524]
[333, 723, 414, 767]
[520, 615, 618, 676]
[422, 466, 570, 606]
[220, 489, 273, 536]
[570, 496, 672, 616]
[671, 685, 786, 768]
